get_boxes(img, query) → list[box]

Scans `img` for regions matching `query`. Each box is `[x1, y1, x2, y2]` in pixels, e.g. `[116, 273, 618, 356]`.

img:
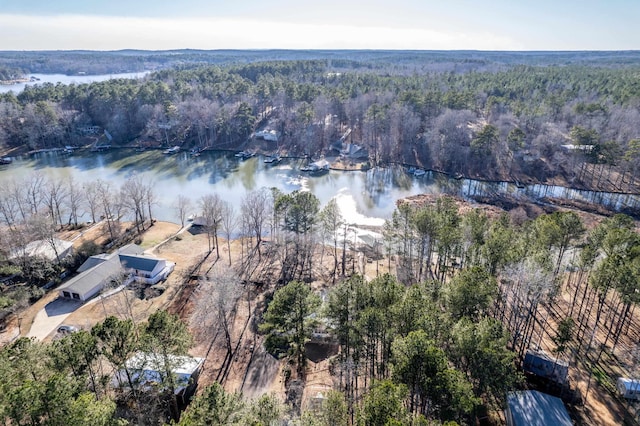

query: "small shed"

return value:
[617, 377, 640, 400]
[506, 390, 572, 426]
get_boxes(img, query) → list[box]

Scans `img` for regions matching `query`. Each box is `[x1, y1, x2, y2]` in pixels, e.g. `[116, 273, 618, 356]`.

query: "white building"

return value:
[58, 244, 174, 302]
[617, 377, 640, 400]
[113, 352, 204, 402]
[11, 238, 73, 262]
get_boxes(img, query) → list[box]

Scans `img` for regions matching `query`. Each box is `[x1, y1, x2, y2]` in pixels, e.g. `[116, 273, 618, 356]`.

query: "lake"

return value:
[1, 149, 638, 231]
[0, 72, 150, 94]
[0, 149, 427, 226]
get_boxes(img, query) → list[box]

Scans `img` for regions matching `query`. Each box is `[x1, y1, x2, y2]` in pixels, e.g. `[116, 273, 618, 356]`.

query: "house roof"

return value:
[60, 243, 168, 298]
[618, 377, 640, 390]
[115, 352, 205, 394]
[77, 245, 146, 273]
[12, 238, 73, 261]
[525, 349, 569, 367]
[118, 244, 145, 256]
[58, 255, 123, 296]
[76, 253, 112, 273]
[506, 391, 572, 426]
[119, 254, 161, 272]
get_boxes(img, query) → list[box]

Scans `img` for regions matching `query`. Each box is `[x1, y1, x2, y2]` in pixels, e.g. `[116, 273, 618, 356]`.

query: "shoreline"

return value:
[0, 78, 29, 85]
[2, 146, 638, 215]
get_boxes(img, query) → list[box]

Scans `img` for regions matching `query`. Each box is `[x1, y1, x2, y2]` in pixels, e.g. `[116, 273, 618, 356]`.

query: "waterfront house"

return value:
[58, 244, 174, 302]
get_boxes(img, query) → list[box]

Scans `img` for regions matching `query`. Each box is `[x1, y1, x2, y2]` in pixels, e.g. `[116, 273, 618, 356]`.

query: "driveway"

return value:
[27, 298, 82, 341]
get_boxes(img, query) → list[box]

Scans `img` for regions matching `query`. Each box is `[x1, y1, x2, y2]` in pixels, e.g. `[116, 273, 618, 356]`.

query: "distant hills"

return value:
[1, 49, 640, 75]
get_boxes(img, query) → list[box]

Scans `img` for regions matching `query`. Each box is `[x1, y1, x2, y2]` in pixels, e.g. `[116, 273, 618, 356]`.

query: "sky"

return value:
[0, 0, 638, 51]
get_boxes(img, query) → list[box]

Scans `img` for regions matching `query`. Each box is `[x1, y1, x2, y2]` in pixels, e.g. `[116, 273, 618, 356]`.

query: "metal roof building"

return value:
[58, 244, 174, 302]
[506, 390, 572, 426]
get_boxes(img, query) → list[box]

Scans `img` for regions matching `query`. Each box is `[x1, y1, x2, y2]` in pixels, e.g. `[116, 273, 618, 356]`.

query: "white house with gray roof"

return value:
[119, 254, 174, 285]
[58, 244, 174, 302]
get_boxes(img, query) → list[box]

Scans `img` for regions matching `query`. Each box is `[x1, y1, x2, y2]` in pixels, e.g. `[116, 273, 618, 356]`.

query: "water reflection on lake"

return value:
[0, 149, 446, 224]
[1, 149, 638, 224]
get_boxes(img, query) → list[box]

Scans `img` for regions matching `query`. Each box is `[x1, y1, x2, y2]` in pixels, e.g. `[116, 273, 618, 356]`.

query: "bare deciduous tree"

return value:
[25, 172, 45, 216]
[192, 266, 242, 360]
[96, 180, 119, 242]
[121, 175, 148, 234]
[83, 181, 101, 224]
[241, 188, 271, 256]
[174, 195, 192, 228]
[66, 177, 83, 227]
[43, 176, 68, 229]
[220, 201, 237, 266]
[199, 193, 224, 258]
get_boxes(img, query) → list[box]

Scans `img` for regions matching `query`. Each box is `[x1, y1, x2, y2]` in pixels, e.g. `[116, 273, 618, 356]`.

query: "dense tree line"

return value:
[3, 56, 640, 190]
[210, 190, 640, 425]
[4, 50, 640, 77]
[0, 66, 25, 81]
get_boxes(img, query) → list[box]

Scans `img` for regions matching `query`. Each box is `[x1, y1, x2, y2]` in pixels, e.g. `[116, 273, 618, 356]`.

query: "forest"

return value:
[1, 51, 640, 193]
[1, 50, 640, 425]
[0, 166, 639, 424]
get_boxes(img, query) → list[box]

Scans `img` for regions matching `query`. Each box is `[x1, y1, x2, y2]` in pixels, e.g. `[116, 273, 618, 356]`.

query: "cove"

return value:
[0, 149, 638, 225]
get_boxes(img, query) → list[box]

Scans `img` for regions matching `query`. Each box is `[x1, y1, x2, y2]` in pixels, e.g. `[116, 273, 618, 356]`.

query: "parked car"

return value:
[57, 325, 79, 334]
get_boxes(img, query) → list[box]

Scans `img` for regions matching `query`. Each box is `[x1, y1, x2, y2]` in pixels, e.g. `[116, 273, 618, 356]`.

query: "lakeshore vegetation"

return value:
[1, 51, 640, 425]
[2, 51, 640, 191]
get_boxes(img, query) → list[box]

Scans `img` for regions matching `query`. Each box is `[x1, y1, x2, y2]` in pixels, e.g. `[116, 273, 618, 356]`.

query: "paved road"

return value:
[26, 298, 82, 341]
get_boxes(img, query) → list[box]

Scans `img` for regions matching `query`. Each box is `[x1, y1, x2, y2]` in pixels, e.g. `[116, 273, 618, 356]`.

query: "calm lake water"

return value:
[0, 72, 150, 94]
[0, 149, 638, 227]
[0, 150, 425, 226]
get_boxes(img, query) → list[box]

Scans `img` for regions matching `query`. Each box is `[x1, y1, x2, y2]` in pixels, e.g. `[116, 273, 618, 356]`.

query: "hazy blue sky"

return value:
[0, 0, 637, 50]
